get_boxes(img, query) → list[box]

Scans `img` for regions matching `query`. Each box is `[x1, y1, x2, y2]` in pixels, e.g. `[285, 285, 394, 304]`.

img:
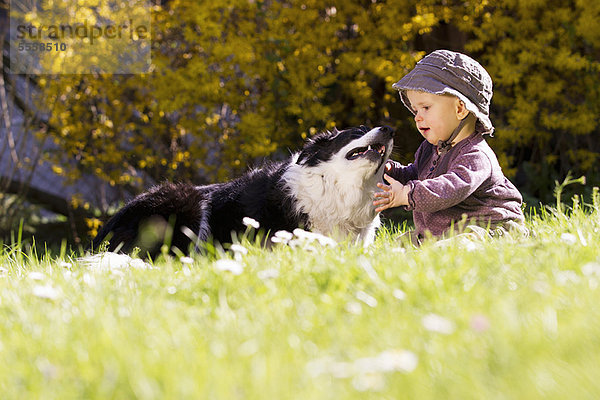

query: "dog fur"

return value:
[92, 126, 393, 257]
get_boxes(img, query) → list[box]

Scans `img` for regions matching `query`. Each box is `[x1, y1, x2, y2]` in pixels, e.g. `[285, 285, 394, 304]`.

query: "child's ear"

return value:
[455, 99, 470, 119]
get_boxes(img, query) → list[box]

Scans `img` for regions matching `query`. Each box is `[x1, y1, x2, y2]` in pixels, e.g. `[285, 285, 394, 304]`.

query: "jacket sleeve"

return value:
[386, 160, 417, 184]
[406, 149, 492, 212]
[386, 141, 429, 184]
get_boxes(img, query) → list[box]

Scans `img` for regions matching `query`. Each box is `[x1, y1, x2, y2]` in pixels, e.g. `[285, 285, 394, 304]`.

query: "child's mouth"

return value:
[420, 127, 430, 134]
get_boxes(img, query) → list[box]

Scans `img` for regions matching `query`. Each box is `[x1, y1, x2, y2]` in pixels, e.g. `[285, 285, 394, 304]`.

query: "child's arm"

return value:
[406, 149, 492, 212]
[385, 140, 430, 183]
[373, 148, 493, 213]
[374, 143, 426, 212]
[385, 160, 417, 184]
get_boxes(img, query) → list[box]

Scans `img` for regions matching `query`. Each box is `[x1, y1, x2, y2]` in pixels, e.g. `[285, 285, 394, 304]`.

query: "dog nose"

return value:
[379, 126, 394, 135]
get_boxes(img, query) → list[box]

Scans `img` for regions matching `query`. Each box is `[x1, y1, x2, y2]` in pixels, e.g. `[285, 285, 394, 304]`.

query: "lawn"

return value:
[1, 199, 599, 399]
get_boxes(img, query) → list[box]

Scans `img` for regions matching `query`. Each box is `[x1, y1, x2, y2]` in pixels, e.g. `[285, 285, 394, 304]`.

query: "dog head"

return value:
[284, 126, 394, 243]
[295, 125, 394, 182]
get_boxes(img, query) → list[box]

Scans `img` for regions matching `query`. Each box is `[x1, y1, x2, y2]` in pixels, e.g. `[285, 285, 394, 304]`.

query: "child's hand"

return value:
[373, 174, 410, 212]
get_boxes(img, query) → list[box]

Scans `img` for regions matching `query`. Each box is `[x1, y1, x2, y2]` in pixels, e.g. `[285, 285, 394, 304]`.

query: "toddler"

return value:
[373, 50, 525, 241]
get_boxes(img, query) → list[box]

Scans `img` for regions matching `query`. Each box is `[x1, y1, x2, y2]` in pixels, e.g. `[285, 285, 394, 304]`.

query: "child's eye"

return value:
[412, 105, 430, 114]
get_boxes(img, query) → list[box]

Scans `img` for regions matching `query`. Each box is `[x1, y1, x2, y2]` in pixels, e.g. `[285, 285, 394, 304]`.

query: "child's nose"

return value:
[414, 111, 423, 122]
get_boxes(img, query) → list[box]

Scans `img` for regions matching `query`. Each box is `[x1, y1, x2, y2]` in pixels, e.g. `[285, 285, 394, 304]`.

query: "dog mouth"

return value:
[346, 143, 387, 160]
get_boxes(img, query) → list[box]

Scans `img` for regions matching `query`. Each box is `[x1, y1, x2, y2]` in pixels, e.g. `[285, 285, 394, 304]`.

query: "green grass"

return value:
[1, 202, 600, 399]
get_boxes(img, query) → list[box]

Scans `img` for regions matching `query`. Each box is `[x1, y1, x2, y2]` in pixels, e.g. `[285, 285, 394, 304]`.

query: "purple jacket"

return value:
[387, 132, 524, 237]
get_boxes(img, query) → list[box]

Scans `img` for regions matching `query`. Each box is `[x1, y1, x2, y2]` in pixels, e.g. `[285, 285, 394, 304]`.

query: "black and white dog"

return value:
[92, 126, 393, 256]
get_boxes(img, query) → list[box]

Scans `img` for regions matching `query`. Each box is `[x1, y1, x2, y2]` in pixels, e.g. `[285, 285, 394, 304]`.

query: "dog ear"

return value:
[296, 147, 316, 165]
[296, 131, 332, 166]
[296, 150, 308, 165]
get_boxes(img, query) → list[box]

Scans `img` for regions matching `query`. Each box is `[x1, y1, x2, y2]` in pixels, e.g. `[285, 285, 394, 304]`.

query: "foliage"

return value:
[9, 0, 600, 219]
[460, 0, 600, 202]
[36, 0, 460, 193]
[1, 199, 600, 398]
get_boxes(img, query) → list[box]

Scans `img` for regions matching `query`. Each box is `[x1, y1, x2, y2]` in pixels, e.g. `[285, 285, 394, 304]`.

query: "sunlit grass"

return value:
[1, 201, 599, 399]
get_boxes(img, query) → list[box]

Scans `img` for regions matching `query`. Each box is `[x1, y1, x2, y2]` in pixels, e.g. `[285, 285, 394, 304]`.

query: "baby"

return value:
[373, 50, 525, 241]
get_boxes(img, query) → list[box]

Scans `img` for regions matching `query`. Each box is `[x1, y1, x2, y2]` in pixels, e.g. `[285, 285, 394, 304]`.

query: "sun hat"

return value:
[392, 50, 494, 142]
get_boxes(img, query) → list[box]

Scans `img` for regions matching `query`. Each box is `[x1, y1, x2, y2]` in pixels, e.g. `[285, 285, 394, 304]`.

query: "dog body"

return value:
[92, 126, 393, 256]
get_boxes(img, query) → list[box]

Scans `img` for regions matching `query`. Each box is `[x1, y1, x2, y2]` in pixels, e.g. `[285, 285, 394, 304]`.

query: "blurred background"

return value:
[1, 0, 599, 248]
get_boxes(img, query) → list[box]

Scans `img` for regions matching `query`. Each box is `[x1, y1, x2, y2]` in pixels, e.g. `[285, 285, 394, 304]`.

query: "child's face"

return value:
[405, 90, 462, 145]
